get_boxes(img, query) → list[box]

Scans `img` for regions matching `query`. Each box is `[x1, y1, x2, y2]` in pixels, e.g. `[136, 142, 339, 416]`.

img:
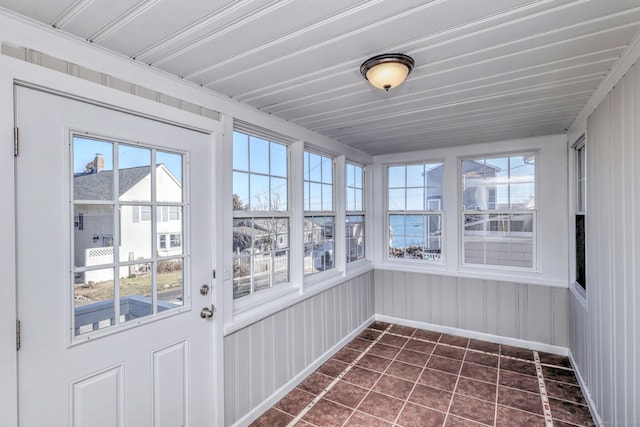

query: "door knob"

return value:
[200, 305, 216, 319]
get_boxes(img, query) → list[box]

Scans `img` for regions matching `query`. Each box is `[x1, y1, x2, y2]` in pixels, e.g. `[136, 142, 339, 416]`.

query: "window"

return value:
[158, 206, 181, 222]
[575, 140, 586, 290]
[461, 154, 536, 268]
[346, 163, 365, 263]
[304, 151, 334, 275]
[132, 205, 151, 223]
[169, 233, 182, 248]
[232, 131, 290, 299]
[387, 162, 443, 261]
[72, 136, 185, 336]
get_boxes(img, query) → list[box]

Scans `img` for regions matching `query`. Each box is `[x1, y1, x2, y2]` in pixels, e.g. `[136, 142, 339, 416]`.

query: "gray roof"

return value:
[74, 165, 153, 200]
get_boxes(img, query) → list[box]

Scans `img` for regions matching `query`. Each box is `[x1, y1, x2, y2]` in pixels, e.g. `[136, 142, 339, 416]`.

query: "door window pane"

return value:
[156, 151, 183, 203]
[72, 136, 186, 337]
[74, 267, 114, 336]
[118, 145, 151, 201]
[157, 258, 184, 309]
[74, 204, 115, 267]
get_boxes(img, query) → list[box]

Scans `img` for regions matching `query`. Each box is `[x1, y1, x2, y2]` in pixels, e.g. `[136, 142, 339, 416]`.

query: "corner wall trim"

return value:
[569, 351, 603, 427]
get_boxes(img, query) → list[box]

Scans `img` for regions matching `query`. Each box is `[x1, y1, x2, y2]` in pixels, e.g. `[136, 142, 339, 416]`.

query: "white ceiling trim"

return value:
[184, 0, 386, 81]
[52, 0, 94, 29]
[88, 0, 160, 43]
[132, 0, 253, 61]
[148, 0, 295, 68]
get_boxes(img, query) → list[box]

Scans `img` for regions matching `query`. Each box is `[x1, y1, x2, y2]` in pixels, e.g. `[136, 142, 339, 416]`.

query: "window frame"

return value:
[574, 137, 587, 292]
[71, 134, 188, 340]
[459, 152, 538, 271]
[303, 149, 336, 277]
[346, 162, 366, 266]
[385, 160, 445, 264]
[231, 130, 292, 300]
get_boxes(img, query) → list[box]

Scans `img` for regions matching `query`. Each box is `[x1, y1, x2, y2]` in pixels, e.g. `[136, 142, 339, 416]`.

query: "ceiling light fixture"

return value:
[360, 53, 415, 91]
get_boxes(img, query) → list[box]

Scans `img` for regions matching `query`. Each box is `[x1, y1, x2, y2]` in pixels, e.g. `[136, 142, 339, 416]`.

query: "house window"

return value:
[304, 151, 334, 275]
[170, 233, 182, 248]
[461, 154, 536, 269]
[72, 136, 185, 337]
[346, 163, 365, 263]
[157, 206, 181, 222]
[232, 130, 290, 299]
[132, 205, 151, 223]
[387, 162, 443, 261]
[575, 140, 586, 290]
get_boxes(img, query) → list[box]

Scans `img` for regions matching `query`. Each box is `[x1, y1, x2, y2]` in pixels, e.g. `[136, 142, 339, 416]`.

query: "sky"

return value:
[73, 136, 183, 181]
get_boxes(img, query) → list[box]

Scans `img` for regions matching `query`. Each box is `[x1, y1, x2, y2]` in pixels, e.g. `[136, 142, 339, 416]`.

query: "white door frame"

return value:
[0, 55, 224, 426]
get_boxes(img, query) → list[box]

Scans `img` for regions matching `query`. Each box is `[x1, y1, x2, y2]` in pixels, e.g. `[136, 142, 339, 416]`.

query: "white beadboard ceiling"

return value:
[1, 0, 640, 155]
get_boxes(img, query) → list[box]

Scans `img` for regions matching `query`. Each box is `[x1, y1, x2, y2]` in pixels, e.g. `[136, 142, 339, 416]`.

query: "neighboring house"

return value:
[73, 155, 182, 283]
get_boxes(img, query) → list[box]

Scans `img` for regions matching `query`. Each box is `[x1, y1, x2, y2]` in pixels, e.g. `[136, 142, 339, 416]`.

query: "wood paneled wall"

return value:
[569, 61, 640, 425]
[223, 272, 375, 426]
[374, 270, 569, 347]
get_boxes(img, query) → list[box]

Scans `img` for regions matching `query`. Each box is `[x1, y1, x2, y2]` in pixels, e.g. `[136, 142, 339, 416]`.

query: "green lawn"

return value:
[75, 271, 183, 304]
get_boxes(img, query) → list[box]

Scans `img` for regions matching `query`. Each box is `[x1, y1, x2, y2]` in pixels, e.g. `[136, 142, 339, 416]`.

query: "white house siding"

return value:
[374, 270, 569, 348]
[568, 61, 640, 426]
[223, 272, 374, 426]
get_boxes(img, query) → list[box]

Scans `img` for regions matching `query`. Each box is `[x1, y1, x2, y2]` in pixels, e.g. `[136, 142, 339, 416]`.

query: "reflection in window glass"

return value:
[72, 136, 186, 336]
[461, 154, 536, 268]
[387, 162, 443, 262]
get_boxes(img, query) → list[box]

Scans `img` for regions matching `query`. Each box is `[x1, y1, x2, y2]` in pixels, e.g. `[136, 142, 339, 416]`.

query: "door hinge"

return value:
[212, 269, 216, 279]
[14, 127, 19, 157]
[16, 320, 21, 351]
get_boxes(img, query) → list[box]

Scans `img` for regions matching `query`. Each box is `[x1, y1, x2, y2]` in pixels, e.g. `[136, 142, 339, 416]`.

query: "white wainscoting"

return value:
[223, 272, 375, 426]
[374, 269, 569, 348]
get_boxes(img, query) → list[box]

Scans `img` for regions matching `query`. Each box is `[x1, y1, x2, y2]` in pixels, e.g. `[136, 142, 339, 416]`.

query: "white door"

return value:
[15, 86, 214, 427]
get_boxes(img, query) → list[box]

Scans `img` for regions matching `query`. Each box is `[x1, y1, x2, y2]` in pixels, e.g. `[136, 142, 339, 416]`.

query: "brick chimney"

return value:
[94, 153, 104, 173]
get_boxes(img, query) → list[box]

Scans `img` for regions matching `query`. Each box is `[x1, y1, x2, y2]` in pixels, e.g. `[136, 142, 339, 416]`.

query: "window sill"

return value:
[374, 260, 567, 288]
[224, 261, 373, 336]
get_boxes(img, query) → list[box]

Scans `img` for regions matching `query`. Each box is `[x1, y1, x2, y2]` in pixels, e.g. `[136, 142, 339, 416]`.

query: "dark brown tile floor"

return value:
[250, 322, 595, 427]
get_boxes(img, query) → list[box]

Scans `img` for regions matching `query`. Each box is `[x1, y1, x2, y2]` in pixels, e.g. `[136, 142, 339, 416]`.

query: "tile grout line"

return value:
[388, 331, 440, 426]
[342, 327, 419, 426]
[493, 349, 501, 427]
[286, 324, 393, 427]
[440, 340, 470, 426]
[533, 351, 554, 427]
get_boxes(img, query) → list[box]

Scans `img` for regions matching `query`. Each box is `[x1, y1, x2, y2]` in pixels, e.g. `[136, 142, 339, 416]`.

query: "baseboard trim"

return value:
[569, 350, 603, 427]
[231, 314, 376, 427]
[375, 314, 570, 356]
